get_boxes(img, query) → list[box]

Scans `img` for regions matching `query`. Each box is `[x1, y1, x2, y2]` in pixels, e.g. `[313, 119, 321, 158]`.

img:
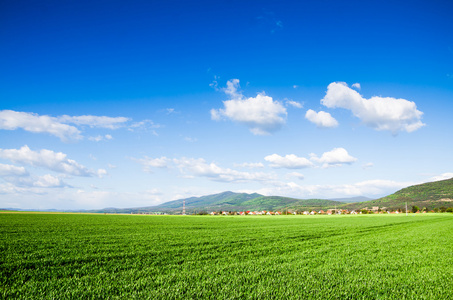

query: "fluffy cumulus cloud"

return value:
[321, 82, 425, 134]
[211, 79, 287, 135]
[265, 154, 314, 169]
[0, 145, 106, 177]
[305, 109, 339, 128]
[310, 147, 357, 168]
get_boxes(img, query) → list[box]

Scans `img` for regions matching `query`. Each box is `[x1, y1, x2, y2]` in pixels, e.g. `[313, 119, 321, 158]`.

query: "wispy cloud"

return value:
[0, 110, 82, 141]
[0, 110, 134, 141]
[265, 154, 314, 169]
[286, 100, 303, 108]
[88, 134, 113, 142]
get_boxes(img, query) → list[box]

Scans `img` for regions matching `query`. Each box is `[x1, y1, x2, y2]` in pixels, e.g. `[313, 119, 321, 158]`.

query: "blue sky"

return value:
[1, 0, 452, 209]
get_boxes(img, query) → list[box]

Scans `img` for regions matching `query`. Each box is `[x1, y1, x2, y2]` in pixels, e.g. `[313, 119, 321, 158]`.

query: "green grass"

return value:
[1, 213, 452, 299]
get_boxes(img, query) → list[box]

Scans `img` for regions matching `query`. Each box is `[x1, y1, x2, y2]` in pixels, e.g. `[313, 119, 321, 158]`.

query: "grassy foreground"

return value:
[1, 213, 452, 299]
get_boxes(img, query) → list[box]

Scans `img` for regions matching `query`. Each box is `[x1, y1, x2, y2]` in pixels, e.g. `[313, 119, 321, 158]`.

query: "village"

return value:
[207, 206, 404, 216]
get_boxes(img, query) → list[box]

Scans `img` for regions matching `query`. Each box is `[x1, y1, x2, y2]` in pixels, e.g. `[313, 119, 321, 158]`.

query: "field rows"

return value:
[1, 213, 452, 299]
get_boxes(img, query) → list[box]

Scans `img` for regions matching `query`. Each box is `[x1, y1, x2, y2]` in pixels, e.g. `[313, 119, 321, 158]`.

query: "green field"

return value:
[1, 213, 452, 299]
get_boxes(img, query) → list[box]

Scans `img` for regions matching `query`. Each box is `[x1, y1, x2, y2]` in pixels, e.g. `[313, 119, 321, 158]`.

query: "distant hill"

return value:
[342, 177, 453, 210]
[155, 191, 263, 210]
[89, 192, 345, 214]
[6, 178, 452, 213]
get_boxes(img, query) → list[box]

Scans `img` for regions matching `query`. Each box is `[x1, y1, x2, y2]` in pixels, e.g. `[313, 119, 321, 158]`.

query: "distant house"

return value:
[350, 210, 357, 215]
[275, 211, 281, 215]
[210, 212, 216, 215]
[266, 211, 273, 215]
[318, 210, 325, 214]
[303, 211, 309, 215]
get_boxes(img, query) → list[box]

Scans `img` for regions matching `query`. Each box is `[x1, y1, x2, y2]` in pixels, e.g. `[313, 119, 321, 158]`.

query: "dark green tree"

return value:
[411, 205, 419, 213]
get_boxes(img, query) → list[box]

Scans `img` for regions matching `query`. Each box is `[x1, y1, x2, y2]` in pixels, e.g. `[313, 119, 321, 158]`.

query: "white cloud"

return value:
[234, 162, 265, 169]
[286, 100, 303, 108]
[134, 156, 170, 172]
[430, 173, 453, 182]
[0, 163, 69, 189]
[352, 83, 361, 90]
[265, 154, 314, 169]
[0, 110, 133, 141]
[362, 162, 374, 169]
[0, 163, 29, 177]
[88, 134, 113, 142]
[321, 82, 425, 134]
[57, 115, 129, 129]
[184, 137, 198, 142]
[129, 119, 161, 130]
[173, 157, 274, 183]
[0, 110, 81, 140]
[97, 169, 108, 178]
[310, 148, 357, 168]
[0, 145, 104, 177]
[211, 79, 287, 135]
[32, 174, 68, 188]
[287, 172, 305, 180]
[305, 109, 339, 128]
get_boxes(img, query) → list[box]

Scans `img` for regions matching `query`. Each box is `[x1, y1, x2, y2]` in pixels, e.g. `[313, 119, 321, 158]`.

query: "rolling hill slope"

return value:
[342, 177, 453, 210]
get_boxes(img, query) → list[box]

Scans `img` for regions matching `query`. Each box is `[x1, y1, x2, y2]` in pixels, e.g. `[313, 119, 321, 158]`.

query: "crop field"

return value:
[1, 213, 452, 299]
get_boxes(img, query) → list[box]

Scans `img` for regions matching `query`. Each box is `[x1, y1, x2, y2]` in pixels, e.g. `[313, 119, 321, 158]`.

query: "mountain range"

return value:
[3, 178, 452, 213]
[95, 177, 453, 214]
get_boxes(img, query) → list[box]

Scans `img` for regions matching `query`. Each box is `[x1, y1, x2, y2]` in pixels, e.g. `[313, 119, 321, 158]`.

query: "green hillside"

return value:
[342, 177, 453, 211]
[241, 196, 341, 211]
[90, 178, 453, 214]
[90, 192, 344, 214]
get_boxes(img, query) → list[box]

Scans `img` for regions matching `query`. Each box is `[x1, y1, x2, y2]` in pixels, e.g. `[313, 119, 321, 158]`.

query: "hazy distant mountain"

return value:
[329, 196, 374, 203]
